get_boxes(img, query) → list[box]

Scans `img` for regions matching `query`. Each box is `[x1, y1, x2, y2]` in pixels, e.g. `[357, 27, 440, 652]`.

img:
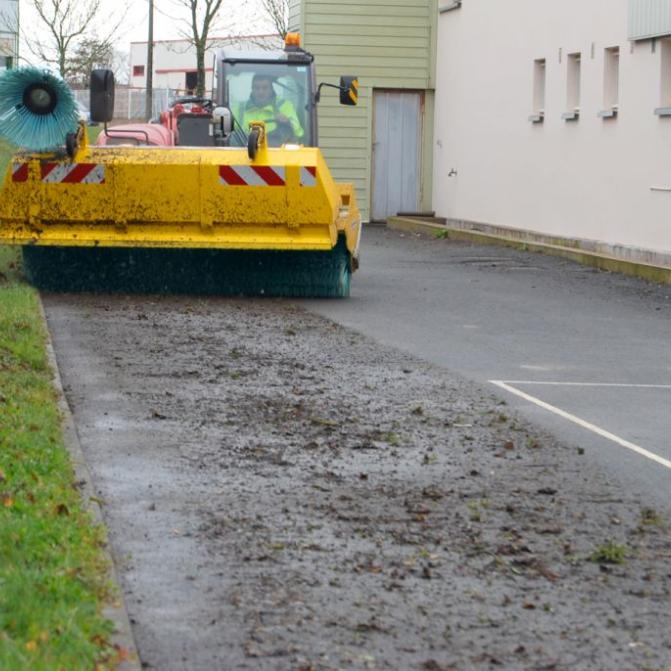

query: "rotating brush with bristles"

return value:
[0, 67, 79, 151]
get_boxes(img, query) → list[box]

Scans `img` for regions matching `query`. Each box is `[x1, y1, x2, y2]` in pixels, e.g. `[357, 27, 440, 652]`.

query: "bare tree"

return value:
[176, 0, 224, 97]
[113, 49, 130, 86]
[261, 0, 289, 40]
[65, 37, 114, 87]
[26, 0, 124, 78]
[59, 37, 128, 88]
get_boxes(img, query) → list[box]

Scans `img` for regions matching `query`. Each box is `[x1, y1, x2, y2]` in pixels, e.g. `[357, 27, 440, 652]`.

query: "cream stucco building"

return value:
[434, 0, 671, 258]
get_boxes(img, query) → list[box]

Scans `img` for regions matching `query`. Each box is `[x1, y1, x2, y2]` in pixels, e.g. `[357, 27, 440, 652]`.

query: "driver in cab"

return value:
[241, 74, 304, 146]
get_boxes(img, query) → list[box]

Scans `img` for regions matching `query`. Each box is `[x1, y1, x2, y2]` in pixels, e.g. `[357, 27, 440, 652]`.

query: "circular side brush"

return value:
[0, 67, 79, 151]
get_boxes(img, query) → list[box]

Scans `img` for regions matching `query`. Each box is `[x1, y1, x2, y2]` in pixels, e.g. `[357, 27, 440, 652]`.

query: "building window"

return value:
[563, 53, 581, 121]
[599, 47, 619, 118]
[185, 71, 198, 94]
[529, 58, 546, 123]
[133, 65, 145, 77]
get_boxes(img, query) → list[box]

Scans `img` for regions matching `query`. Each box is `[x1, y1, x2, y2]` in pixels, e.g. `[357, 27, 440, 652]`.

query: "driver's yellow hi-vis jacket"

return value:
[238, 97, 304, 145]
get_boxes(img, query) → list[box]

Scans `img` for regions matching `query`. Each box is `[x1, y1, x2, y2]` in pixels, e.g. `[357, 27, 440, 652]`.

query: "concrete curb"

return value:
[387, 216, 671, 285]
[38, 299, 142, 671]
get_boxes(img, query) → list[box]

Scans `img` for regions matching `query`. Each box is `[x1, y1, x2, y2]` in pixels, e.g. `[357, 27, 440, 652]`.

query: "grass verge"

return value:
[0, 138, 12, 178]
[0, 193, 118, 666]
[88, 124, 104, 145]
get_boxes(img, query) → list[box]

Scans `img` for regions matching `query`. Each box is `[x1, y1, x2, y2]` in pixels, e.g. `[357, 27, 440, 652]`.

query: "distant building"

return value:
[434, 0, 671, 258]
[291, 0, 671, 259]
[0, 0, 18, 69]
[130, 34, 282, 95]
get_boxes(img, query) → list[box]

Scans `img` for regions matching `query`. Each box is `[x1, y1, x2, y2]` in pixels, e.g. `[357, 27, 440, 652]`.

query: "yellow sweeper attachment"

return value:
[0, 55, 362, 297]
[0, 124, 361, 297]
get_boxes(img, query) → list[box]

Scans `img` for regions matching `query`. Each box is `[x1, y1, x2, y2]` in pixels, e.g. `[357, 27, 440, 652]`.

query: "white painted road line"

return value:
[490, 380, 671, 471]
[497, 381, 671, 389]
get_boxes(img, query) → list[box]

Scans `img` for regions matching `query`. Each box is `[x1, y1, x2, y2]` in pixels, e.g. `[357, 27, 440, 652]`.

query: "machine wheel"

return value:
[327, 243, 351, 298]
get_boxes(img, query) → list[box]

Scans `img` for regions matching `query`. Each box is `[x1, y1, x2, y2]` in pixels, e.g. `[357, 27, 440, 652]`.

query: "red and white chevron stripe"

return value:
[40, 163, 106, 184]
[300, 167, 317, 187]
[11, 163, 29, 183]
[219, 165, 286, 186]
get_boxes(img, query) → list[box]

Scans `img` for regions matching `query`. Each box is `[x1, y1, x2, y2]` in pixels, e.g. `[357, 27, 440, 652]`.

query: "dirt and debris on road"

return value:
[43, 294, 671, 670]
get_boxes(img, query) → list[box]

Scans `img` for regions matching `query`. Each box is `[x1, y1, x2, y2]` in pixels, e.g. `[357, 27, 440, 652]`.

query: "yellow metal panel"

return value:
[0, 145, 361, 256]
[2, 222, 335, 250]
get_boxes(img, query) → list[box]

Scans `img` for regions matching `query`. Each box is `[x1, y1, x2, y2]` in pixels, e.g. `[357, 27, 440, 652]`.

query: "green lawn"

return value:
[87, 125, 103, 145]
[0, 141, 119, 668]
[0, 138, 12, 179]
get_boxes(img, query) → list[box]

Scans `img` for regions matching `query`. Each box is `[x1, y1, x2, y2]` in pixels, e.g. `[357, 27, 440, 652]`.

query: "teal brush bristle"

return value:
[21, 239, 352, 298]
[0, 68, 78, 151]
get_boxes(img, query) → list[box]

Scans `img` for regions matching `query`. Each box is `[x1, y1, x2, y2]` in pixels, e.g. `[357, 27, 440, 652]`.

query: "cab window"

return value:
[223, 62, 310, 147]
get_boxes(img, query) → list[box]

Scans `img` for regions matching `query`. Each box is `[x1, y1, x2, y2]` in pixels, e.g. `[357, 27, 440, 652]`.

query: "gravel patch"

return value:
[43, 294, 671, 671]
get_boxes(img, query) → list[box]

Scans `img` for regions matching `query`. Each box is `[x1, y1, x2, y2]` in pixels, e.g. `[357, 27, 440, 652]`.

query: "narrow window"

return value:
[530, 59, 546, 122]
[565, 53, 581, 120]
[659, 38, 671, 112]
[602, 47, 620, 115]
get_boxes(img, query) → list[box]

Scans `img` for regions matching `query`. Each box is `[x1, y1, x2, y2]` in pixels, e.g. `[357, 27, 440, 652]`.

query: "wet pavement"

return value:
[305, 226, 671, 517]
[43, 292, 671, 670]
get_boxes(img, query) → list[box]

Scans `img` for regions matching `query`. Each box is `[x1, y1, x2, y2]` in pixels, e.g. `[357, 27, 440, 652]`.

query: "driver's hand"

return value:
[276, 113, 290, 125]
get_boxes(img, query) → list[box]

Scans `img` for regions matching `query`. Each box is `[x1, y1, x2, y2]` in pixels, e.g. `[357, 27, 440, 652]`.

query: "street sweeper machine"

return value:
[0, 34, 361, 297]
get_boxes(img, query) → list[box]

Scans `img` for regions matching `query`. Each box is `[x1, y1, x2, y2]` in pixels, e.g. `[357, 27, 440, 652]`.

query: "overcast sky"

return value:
[19, 0, 276, 62]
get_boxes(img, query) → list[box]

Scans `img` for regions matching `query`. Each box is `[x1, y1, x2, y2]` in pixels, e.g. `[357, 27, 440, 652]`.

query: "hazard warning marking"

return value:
[11, 163, 29, 183]
[219, 165, 286, 186]
[300, 166, 317, 187]
[40, 163, 106, 184]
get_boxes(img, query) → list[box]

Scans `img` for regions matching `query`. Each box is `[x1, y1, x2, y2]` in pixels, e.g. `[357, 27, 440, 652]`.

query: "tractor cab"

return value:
[215, 43, 317, 148]
[215, 34, 358, 150]
[92, 33, 357, 153]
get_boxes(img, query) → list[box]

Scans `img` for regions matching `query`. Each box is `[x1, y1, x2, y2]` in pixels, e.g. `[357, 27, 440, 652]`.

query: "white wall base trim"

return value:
[385, 216, 671, 284]
[444, 218, 671, 270]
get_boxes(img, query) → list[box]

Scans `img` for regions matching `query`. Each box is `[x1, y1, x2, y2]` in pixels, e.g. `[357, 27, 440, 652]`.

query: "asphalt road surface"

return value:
[304, 226, 671, 515]
[40, 229, 671, 670]
[43, 292, 671, 670]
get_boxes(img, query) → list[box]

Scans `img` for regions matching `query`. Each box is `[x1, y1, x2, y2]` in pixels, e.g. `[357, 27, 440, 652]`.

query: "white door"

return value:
[372, 90, 422, 221]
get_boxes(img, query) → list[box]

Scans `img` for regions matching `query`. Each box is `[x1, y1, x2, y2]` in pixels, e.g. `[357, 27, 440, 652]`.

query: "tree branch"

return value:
[26, 0, 126, 77]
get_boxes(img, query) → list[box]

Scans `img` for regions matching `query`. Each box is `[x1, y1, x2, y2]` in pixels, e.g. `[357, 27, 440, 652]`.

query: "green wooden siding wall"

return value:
[288, 0, 302, 32]
[290, 0, 437, 221]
